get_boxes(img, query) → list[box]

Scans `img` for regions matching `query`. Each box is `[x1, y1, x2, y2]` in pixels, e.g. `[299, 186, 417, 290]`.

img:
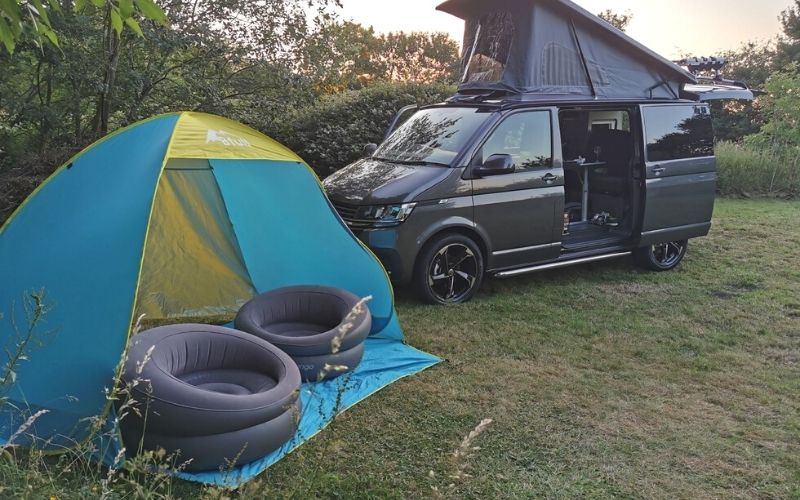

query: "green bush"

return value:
[716, 141, 800, 198]
[277, 82, 456, 176]
[743, 65, 800, 152]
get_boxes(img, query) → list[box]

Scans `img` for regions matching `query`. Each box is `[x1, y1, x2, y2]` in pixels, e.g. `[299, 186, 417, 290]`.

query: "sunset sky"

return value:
[339, 0, 789, 59]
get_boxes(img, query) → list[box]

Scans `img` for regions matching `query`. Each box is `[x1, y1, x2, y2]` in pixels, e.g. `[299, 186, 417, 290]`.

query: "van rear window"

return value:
[643, 105, 714, 162]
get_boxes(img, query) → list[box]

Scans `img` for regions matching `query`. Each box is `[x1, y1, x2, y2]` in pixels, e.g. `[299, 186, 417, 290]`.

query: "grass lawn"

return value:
[228, 198, 799, 499]
[5, 199, 800, 499]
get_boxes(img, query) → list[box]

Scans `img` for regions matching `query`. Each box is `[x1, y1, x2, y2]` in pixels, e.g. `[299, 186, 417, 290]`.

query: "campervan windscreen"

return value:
[463, 12, 514, 83]
[374, 107, 490, 166]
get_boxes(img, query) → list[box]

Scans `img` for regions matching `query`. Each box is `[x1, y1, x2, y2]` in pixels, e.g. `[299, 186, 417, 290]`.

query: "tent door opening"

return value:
[558, 107, 640, 252]
[135, 159, 256, 322]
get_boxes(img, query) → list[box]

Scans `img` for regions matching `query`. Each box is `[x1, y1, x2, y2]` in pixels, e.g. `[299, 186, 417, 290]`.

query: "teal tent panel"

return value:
[0, 115, 180, 447]
[96, 335, 441, 486]
[210, 159, 400, 339]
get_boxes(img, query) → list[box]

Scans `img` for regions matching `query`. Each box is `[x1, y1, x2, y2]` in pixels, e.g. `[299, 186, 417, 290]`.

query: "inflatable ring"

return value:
[292, 342, 366, 382]
[118, 324, 301, 470]
[121, 401, 301, 472]
[234, 286, 371, 357]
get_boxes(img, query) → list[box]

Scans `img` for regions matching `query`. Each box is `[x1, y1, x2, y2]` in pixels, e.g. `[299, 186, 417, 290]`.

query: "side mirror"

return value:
[363, 143, 378, 158]
[473, 154, 515, 177]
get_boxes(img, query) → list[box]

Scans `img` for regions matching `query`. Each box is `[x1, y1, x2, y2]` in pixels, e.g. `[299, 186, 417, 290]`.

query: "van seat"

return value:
[586, 129, 633, 195]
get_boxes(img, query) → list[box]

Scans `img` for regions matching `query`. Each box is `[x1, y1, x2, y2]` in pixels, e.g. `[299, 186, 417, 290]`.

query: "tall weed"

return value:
[716, 141, 800, 198]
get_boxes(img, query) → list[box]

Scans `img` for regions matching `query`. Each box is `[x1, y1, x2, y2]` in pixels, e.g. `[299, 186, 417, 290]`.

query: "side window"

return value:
[643, 105, 714, 162]
[464, 12, 515, 83]
[475, 111, 552, 170]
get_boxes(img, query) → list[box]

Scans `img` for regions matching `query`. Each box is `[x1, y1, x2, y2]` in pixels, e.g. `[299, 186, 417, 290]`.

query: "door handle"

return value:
[652, 167, 666, 176]
[542, 173, 557, 184]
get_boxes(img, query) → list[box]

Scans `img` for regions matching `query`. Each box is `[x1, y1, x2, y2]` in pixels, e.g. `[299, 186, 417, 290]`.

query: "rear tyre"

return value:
[414, 233, 484, 305]
[634, 240, 688, 271]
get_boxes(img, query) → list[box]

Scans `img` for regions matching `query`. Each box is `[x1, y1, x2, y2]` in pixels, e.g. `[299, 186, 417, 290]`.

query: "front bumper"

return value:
[352, 227, 414, 286]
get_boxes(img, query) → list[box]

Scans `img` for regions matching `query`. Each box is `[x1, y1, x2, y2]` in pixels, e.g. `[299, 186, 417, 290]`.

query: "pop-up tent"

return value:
[0, 112, 438, 485]
[437, 0, 697, 99]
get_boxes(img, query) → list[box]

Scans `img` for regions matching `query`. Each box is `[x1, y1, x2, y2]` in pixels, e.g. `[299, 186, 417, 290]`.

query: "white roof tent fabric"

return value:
[437, 0, 697, 100]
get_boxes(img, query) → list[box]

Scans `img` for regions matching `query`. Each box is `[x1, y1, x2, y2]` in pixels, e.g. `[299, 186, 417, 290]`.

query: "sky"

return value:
[338, 0, 790, 59]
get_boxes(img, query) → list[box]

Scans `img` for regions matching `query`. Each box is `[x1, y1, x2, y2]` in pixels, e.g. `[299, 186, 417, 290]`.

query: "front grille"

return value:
[331, 200, 377, 230]
[331, 201, 360, 221]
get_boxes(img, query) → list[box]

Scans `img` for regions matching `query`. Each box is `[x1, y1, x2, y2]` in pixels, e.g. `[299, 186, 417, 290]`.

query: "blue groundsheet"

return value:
[98, 334, 440, 487]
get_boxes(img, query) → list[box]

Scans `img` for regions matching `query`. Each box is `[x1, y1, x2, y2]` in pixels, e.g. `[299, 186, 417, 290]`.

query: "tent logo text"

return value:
[206, 130, 251, 147]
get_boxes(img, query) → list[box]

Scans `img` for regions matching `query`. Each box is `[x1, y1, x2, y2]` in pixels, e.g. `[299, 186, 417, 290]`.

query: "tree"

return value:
[0, 0, 166, 54]
[703, 41, 777, 142]
[301, 20, 460, 92]
[719, 41, 777, 89]
[745, 65, 800, 152]
[301, 21, 382, 93]
[379, 31, 460, 84]
[777, 0, 800, 65]
[0, 0, 340, 164]
[597, 9, 633, 32]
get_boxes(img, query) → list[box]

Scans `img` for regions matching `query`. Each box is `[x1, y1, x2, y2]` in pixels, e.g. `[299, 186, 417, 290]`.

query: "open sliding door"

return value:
[639, 104, 717, 246]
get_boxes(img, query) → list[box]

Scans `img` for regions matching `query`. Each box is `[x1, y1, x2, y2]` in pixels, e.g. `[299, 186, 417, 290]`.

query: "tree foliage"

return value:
[706, 41, 776, 142]
[777, 0, 800, 64]
[0, 0, 166, 54]
[0, 0, 342, 166]
[719, 41, 777, 89]
[744, 65, 800, 152]
[597, 10, 633, 32]
[301, 20, 459, 93]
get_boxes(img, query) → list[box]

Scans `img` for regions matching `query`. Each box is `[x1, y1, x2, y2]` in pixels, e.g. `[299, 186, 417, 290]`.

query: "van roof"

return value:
[437, 0, 696, 100]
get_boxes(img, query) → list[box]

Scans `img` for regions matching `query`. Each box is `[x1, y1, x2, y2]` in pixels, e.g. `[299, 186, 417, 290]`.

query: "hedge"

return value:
[276, 82, 456, 176]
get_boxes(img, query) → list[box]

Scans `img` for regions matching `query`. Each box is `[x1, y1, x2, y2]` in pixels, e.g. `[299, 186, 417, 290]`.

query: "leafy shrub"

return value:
[716, 141, 800, 198]
[743, 66, 800, 152]
[277, 82, 456, 176]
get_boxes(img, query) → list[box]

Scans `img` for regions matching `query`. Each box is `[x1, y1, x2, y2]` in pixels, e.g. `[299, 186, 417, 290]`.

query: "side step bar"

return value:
[494, 252, 632, 279]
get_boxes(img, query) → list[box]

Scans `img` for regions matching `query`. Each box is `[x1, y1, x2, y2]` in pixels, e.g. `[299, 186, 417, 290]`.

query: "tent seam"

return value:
[76, 112, 186, 454]
[206, 159, 259, 301]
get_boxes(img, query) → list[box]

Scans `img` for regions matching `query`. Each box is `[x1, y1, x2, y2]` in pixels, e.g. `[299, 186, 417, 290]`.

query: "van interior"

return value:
[558, 107, 640, 252]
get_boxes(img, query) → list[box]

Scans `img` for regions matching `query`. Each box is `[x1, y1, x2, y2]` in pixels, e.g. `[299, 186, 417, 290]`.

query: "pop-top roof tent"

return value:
[0, 112, 438, 486]
[437, 0, 699, 100]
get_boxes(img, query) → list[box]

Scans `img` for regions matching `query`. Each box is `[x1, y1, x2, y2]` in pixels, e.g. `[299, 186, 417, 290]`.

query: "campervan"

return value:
[323, 0, 753, 304]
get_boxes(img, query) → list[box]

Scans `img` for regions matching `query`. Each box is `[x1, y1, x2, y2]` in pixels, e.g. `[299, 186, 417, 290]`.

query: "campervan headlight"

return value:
[356, 203, 417, 227]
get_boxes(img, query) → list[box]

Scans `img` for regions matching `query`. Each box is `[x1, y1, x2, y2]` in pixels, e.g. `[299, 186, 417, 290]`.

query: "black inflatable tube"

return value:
[121, 401, 301, 472]
[234, 286, 372, 357]
[292, 342, 366, 382]
[120, 324, 301, 436]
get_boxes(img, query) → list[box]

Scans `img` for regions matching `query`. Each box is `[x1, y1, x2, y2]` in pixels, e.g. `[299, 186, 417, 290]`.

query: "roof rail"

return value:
[447, 89, 513, 104]
[676, 56, 751, 91]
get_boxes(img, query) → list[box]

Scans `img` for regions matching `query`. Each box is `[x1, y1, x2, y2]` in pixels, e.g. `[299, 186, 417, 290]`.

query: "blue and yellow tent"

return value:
[0, 112, 438, 485]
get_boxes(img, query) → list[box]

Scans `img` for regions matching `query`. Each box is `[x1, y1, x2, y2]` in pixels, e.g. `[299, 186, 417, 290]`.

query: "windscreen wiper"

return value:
[392, 159, 450, 167]
[373, 157, 449, 167]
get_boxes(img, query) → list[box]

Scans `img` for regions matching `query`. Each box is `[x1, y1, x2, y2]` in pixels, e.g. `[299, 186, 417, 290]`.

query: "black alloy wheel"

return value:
[634, 240, 688, 271]
[414, 234, 484, 305]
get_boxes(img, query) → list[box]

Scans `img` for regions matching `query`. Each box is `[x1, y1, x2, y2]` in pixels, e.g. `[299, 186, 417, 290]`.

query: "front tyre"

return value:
[414, 234, 484, 305]
[634, 240, 688, 271]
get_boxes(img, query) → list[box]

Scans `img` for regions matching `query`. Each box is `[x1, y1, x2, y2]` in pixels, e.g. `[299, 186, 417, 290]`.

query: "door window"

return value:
[474, 111, 552, 170]
[643, 105, 714, 162]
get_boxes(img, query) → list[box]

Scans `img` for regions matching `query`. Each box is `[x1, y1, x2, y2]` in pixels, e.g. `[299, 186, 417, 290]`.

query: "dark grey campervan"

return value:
[324, 0, 753, 304]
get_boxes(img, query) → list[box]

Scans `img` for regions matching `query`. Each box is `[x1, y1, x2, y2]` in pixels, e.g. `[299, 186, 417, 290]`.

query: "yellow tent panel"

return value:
[167, 113, 302, 162]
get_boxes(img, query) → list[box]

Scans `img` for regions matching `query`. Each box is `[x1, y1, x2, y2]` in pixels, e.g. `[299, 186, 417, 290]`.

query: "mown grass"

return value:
[196, 199, 799, 498]
[3, 199, 799, 499]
